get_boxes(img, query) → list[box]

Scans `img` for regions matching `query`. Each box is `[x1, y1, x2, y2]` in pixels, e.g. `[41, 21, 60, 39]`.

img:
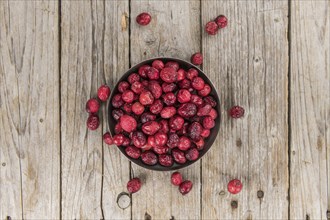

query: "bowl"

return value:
[107, 57, 220, 171]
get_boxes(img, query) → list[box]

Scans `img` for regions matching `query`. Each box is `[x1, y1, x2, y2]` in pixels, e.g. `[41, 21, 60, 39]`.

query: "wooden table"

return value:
[0, 1, 329, 219]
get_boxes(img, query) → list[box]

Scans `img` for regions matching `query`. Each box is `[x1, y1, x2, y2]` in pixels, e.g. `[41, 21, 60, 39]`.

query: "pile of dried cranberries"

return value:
[110, 59, 218, 167]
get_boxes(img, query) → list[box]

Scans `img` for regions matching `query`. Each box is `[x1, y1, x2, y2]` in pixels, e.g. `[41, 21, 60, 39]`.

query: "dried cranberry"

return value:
[97, 85, 111, 101]
[87, 114, 100, 130]
[118, 81, 130, 93]
[159, 119, 169, 133]
[177, 122, 189, 135]
[160, 106, 176, 118]
[86, 98, 100, 113]
[178, 103, 197, 118]
[195, 138, 205, 150]
[141, 80, 149, 87]
[191, 53, 203, 65]
[154, 132, 168, 147]
[172, 148, 186, 164]
[200, 129, 210, 138]
[150, 99, 164, 114]
[162, 83, 177, 93]
[177, 69, 186, 81]
[112, 109, 124, 121]
[140, 112, 156, 123]
[227, 179, 243, 194]
[167, 133, 179, 148]
[205, 21, 219, 35]
[136, 12, 151, 26]
[188, 122, 203, 141]
[198, 84, 211, 97]
[178, 78, 191, 89]
[153, 145, 169, 155]
[125, 146, 141, 159]
[147, 67, 159, 80]
[128, 73, 140, 84]
[179, 180, 193, 195]
[185, 148, 199, 161]
[171, 172, 183, 186]
[121, 137, 131, 146]
[229, 106, 244, 118]
[119, 115, 137, 133]
[146, 136, 156, 149]
[132, 131, 147, 148]
[152, 60, 165, 70]
[215, 15, 228, 29]
[103, 132, 113, 145]
[122, 89, 135, 103]
[186, 68, 198, 80]
[203, 116, 215, 129]
[197, 104, 212, 116]
[132, 102, 145, 115]
[190, 95, 203, 106]
[139, 91, 154, 105]
[148, 81, 162, 99]
[165, 61, 179, 71]
[169, 115, 184, 130]
[191, 77, 205, 91]
[127, 178, 142, 193]
[178, 136, 191, 151]
[113, 134, 125, 146]
[159, 154, 173, 167]
[141, 151, 157, 165]
[138, 65, 150, 78]
[114, 123, 123, 134]
[112, 94, 124, 108]
[177, 89, 191, 103]
[162, 92, 176, 106]
[142, 121, 160, 135]
[203, 96, 217, 107]
[131, 81, 144, 94]
[209, 108, 218, 120]
[160, 67, 177, 83]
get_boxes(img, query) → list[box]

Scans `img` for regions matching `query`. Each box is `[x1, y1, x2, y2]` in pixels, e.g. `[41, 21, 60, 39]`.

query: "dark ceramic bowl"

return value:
[107, 57, 220, 171]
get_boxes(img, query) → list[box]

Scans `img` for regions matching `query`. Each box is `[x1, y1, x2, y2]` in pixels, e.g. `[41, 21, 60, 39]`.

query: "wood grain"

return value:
[201, 1, 289, 219]
[290, 1, 329, 219]
[0, 1, 60, 219]
[130, 1, 201, 219]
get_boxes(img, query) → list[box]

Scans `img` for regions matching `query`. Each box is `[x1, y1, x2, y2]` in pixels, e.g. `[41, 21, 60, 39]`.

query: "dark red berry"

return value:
[148, 81, 162, 99]
[118, 81, 130, 93]
[178, 78, 191, 89]
[87, 114, 100, 130]
[177, 122, 189, 136]
[125, 146, 141, 159]
[186, 68, 198, 80]
[113, 134, 125, 146]
[159, 119, 169, 133]
[146, 67, 159, 80]
[154, 132, 168, 147]
[146, 136, 156, 149]
[97, 85, 111, 101]
[215, 15, 228, 29]
[150, 99, 164, 114]
[86, 98, 100, 113]
[192, 77, 205, 91]
[209, 108, 218, 120]
[153, 145, 169, 155]
[198, 84, 211, 97]
[141, 150, 158, 165]
[159, 154, 173, 167]
[142, 121, 160, 135]
[178, 136, 191, 151]
[160, 67, 177, 83]
[160, 106, 176, 118]
[114, 123, 123, 134]
[141, 80, 149, 87]
[191, 53, 203, 65]
[122, 89, 135, 103]
[166, 133, 180, 148]
[128, 73, 140, 84]
[177, 69, 186, 81]
[165, 61, 179, 71]
[112, 109, 124, 121]
[131, 102, 145, 115]
[103, 132, 113, 145]
[188, 122, 203, 141]
[136, 12, 151, 26]
[171, 172, 183, 186]
[120, 115, 137, 133]
[179, 180, 193, 195]
[152, 60, 165, 70]
[131, 81, 144, 94]
[178, 103, 197, 118]
[203, 116, 215, 129]
[169, 115, 184, 130]
[200, 129, 210, 138]
[190, 95, 203, 106]
[123, 103, 132, 113]
[203, 96, 217, 107]
[140, 112, 156, 123]
[132, 131, 147, 148]
[172, 148, 187, 164]
[112, 94, 124, 108]
[138, 65, 151, 78]
[121, 137, 131, 146]
[227, 179, 243, 194]
[185, 148, 199, 161]
[127, 178, 142, 193]
[197, 104, 212, 116]
[162, 92, 176, 106]
[229, 106, 245, 118]
[205, 21, 219, 35]
[177, 89, 191, 103]
[195, 138, 205, 150]
[139, 91, 154, 105]
[162, 83, 177, 93]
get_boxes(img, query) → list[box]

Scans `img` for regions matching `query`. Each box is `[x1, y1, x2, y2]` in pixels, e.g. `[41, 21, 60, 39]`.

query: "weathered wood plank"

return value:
[201, 1, 289, 219]
[0, 1, 60, 219]
[130, 1, 201, 219]
[290, 1, 329, 219]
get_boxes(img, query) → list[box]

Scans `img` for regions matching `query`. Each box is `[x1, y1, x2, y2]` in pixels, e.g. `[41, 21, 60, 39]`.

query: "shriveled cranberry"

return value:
[122, 89, 135, 103]
[188, 122, 203, 141]
[159, 154, 173, 167]
[153, 145, 169, 155]
[148, 81, 162, 99]
[128, 73, 140, 84]
[227, 179, 243, 194]
[138, 65, 150, 78]
[167, 133, 179, 148]
[195, 138, 205, 150]
[141, 80, 149, 87]
[87, 114, 100, 130]
[177, 122, 189, 135]
[200, 129, 210, 138]
[97, 85, 111, 101]
[142, 121, 160, 135]
[160, 106, 176, 118]
[179, 180, 193, 195]
[159, 119, 169, 133]
[154, 132, 168, 147]
[119, 115, 137, 133]
[190, 115, 201, 123]
[162, 83, 177, 93]
[172, 148, 186, 164]
[198, 84, 211, 97]
[112, 109, 124, 121]
[203, 116, 215, 129]
[127, 178, 142, 194]
[177, 69, 186, 81]
[215, 15, 228, 29]
[136, 12, 151, 26]
[186, 68, 198, 80]
[171, 172, 183, 186]
[152, 60, 165, 70]
[197, 104, 212, 116]
[132, 102, 145, 115]
[185, 148, 199, 161]
[203, 96, 216, 107]
[169, 115, 184, 130]
[141, 150, 158, 165]
[146, 67, 159, 80]
[131, 81, 144, 94]
[139, 91, 154, 105]
[178, 103, 197, 118]
[86, 98, 100, 113]
[146, 136, 156, 149]
[103, 132, 113, 145]
[177, 89, 191, 103]
[178, 78, 191, 89]
[114, 123, 123, 134]
[160, 67, 177, 83]
[132, 131, 147, 148]
[205, 21, 219, 35]
[121, 137, 131, 146]
[178, 136, 191, 151]
[140, 112, 156, 123]
[162, 92, 176, 106]
[118, 81, 130, 93]
[113, 134, 125, 146]
[149, 99, 163, 114]
[165, 61, 179, 71]
[191, 53, 203, 65]
[190, 95, 203, 106]
[229, 106, 244, 118]
[191, 77, 205, 91]
[112, 94, 124, 108]
[125, 146, 141, 159]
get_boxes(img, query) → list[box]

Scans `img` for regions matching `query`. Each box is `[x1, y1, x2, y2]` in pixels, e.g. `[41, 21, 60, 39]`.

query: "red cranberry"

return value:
[128, 73, 140, 84]
[122, 89, 135, 103]
[172, 149, 187, 164]
[185, 148, 199, 161]
[191, 53, 203, 65]
[203, 116, 215, 129]
[112, 109, 124, 121]
[112, 94, 124, 108]
[132, 131, 147, 148]
[121, 137, 131, 146]
[205, 21, 219, 35]
[191, 95, 203, 106]
[177, 122, 189, 135]
[113, 134, 125, 146]
[114, 123, 123, 134]
[160, 67, 177, 83]
[178, 136, 191, 151]
[123, 103, 132, 113]
[215, 15, 228, 29]
[203, 96, 217, 107]
[97, 85, 111, 101]
[146, 136, 156, 149]
[154, 132, 168, 147]
[197, 104, 212, 116]
[190, 115, 201, 123]
[148, 81, 162, 99]
[136, 12, 151, 26]
[140, 112, 156, 123]
[178, 78, 191, 89]
[141, 151, 158, 165]
[171, 172, 183, 186]
[169, 115, 184, 130]
[139, 91, 154, 105]
[160, 106, 176, 118]
[198, 84, 211, 97]
[147, 67, 159, 80]
[191, 77, 205, 91]
[103, 132, 113, 145]
[127, 178, 142, 193]
[177, 89, 191, 103]
[131, 81, 144, 94]
[200, 129, 210, 138]
[125, 146, 141, 159]
[179, 180, 193, 195]
[159, 119, 169, 133]
[150, 99, 164, 114]
[162, 83, 177, 93]
[229, 106, 244, 118]
[141, 80, 149, 87]
[209, 108, 218, 120]
[152, 60, 165, 70]
[159, 154, 173, 167]
[142, 121, 160, 135]
[118, 81, 130, 93]
[178, 103, 197, 118]
[162, 92, 176, 106]
[120, 115, 137, 133]
[87, 114, 100, 130]
[227, 179, 243, 194]
[132, 102, 145, 115]
[195, 138, 205, 150]
[153, 145, 169, 155]
[165, 61, 179, 71]
[167, 133, 179, 148]
[86, 98, 100, 113]
[188, 122, 203, 141]
[177, 69, 186, 81]
[186, 68, 198, 80]
[138, 65, 150, 78]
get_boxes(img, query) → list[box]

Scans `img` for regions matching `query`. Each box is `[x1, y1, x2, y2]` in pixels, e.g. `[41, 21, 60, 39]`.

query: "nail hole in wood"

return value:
[143, 51, 147, 55]
[306, 214, 310, 220]
[326, 210, 330, 219]
[170, 216, 175, 220]
[292, 151, 296, 155]
[236, 138, 242, 147]
[231, 200, 238, 209]
[145, 212, 152, 220]
[116, 192, 131, 210]
[39, 118, 43, 123]
[7, 216, 11, 220]
[257, 190, 264, 198]
[2, 162, 6, 166]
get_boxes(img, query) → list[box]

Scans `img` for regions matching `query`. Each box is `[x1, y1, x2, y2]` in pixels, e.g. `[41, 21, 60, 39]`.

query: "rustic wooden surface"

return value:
[0, 0, 329, 220]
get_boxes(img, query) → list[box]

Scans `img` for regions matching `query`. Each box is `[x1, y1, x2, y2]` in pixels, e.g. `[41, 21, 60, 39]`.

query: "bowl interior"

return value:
[107, 57, 221, 171]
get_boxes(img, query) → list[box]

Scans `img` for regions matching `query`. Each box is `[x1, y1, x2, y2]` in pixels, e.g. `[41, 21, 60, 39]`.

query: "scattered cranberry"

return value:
[142, 121, 160, 135]
[136, 12, 151, 26]
[123, 103, 132, 113]
[132, 131, 147, 148]
[97, 85, 111, 101]
[178, 78, 191, 89]
[127, 178, 142, 193]
[179, 180, 193, 195]
[227, 179, 243, 194]
[141, 151, 158, 165]
[139, 91, 154, 105]
[103, 132, 113, 145]
[118, 81, 130, 93]
[147, 136, 156, 148]
[125, 146, 141, 159]
[178, 136, 191, 151]
[160, 67, 177, 83]
[160, 106, 176, 118]
[192, 77, 205, 91]
[128, 73, 140, 84]
[229, 106, 245, 118]
[86, 98, 100, 113]
[177, 89, 191, 103]
[165, 61, 180, 71]
[132, 102, 145, 115]
[159, 154, 173, 167]
[120, 115, 137, 133]
[191, 53, 203, 65]
[122, 89, 135, 103]
[203, 116, 215, 129]
[141, 80, 149, 87]
[177, 122, 189, 136]
[172, 149, 186, 164]
[87, 114, 100, 130]
[152, 60, 165, 70]
[186, 68, 198, 80]
[215, 15, 228, 29]
[113, 134, 125, 146]
[171, 172, 183, 186]
[205, 21, 219, 35]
